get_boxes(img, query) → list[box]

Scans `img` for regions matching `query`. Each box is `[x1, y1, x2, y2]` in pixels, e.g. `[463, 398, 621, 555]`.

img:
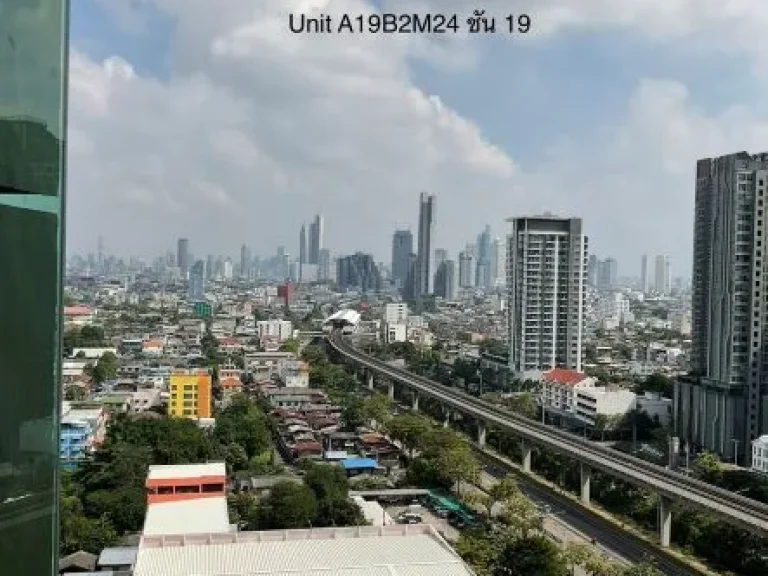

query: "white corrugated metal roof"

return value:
[142, 498, 231, 536]
[147, 462, 226, 480]
[133, 526, 474, 576]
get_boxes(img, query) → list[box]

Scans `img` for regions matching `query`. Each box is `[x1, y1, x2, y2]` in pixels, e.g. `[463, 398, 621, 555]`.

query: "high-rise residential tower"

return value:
[476, 225, 492, 288]
[640, 254, 648, 293]
[177, 237, 190, 277]
[391, 229, 413, 289]
[0, 2, 69, 573]
[506, 215, 587, 375]
[434, 260, 457, 300]
[416, 192, 436, 298]
[677, 152, 768, 462]
[308, 214, 324, 264]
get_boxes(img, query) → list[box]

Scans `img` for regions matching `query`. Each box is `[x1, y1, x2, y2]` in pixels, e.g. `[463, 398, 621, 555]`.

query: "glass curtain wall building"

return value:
[0, 1, 70, 574]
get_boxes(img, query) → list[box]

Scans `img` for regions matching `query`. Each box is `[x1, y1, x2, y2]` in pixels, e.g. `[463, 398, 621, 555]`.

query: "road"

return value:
[329, 332, 768, 538]
[478, 461, 700, 576]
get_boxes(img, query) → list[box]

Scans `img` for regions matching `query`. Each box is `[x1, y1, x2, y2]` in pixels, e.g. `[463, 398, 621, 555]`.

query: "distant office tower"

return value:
[403, 253, 418, 300]
[177, 237, 190, 276]
[391, 229, 413, 289]
[491, 237, 503, 286]
[206, 254, 214, 280]
[458, 251, 475, 288]
[299, 223, 307, 281]
[299, 223, 307, 264]
[434, 260, 457, 300]
[506, 215, 587, 374]
[476, 225, 493, 288]
[189, 260, 205, 300]
[640, 254, 648, 293]
[665, 257, 672, 294]
[434, 248, 448, 269]
[318, 248, 331, 281]
[240, 244, 251, 279]
[654, 255, 670, 294]
[677, 152, 768, 462]
[596, 257, 617, 290]
[337, 253, 381, 293]
[587, 254, 598, 287]
[308, 214, 324, 264]
[223, 258, 234, 280]
[416, 192, 436, 298]
[97, 235, 104, 270]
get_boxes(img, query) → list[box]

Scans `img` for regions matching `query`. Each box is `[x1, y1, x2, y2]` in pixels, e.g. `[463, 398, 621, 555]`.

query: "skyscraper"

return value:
[596, 257, 617, 291]
[476, 225, 492, 288]
[299, 223, 307, 266]
[506, 216, 587, 375]
[640, 254, 648, 293]
[416, 192, 436, 298]
[654, 255, 669, 294]
[177, 237, 190, 277]
[587, 254, 598, 287]
[391, 229, 413, 289]
[491, 237, 503, 286]
[458, 251, 474, 288]
[308, 214, 324, 264]
[336, 253, 381, 293]
[677, 152, 768, 461]
[206, 254, 214, 280]
[0, 2, 69, 573]
[434, 260, 457, 301]
[189, 260, 206, 300]
[240, 244, 251, 279]
[318, 248, 331, 282]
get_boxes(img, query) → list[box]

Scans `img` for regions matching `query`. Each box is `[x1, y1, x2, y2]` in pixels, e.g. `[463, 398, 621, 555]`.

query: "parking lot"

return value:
[384, 504, 461, 541]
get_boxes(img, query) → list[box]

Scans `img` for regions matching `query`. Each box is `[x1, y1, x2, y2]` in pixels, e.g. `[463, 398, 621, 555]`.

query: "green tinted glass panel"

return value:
[0, 1, 69, 575]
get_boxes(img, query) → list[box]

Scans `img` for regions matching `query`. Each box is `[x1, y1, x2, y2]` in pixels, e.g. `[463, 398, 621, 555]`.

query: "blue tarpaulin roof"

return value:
[340, 458, 378, 470]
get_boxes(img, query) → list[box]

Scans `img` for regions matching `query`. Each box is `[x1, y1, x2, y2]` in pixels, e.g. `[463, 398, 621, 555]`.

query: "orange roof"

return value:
[143, 340, 164, 348]
[543, 368, 588, 386]
[64, 306, 92, 316]
[220, 377, 241, 389]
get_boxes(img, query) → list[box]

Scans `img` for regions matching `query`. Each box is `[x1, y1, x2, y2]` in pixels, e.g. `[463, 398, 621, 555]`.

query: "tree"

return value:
[362, 393, 392, 430]
[64, 386, 87, 401]
[340, 396, 366, 431]
[315, 497, 367, 527]
[387, 413, 433, 458]
[505, 393, 538, 420]
[455, 529, 504, 576]
[498, 493, 543, 538]
[433, 440, 480, 495]
[621, 563, 664, 576]
[635, 374, 673, 398]
[60, 496, 118, 555]
[81, 486, 146, 534]
[484, 476, 521, 518]
[279, 338, 301, 354]
[692, 452, 724, 484]
[214, 395, 272, 460]
[93, 351, 119, 383]
[259, 482, 318, 529]
[493, 535, 567, 576]
[304, 462, 350, 503]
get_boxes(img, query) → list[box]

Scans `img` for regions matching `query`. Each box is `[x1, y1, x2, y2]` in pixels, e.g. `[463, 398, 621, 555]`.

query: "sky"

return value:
[66, 0, 768, 277]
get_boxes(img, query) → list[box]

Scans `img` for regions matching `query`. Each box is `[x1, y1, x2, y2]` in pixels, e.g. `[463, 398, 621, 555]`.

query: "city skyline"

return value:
[63, 2, 768, 271]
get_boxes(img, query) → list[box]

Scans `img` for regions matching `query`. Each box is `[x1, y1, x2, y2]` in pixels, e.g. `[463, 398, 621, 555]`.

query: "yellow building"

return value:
[169, 369, 212, 419]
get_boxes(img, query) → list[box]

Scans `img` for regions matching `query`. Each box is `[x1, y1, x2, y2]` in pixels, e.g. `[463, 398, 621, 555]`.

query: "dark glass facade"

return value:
[0, 1, 69, 575]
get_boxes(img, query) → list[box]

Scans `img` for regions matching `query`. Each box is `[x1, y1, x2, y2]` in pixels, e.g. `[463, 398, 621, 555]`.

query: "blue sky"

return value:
[65, 0, 768, 276]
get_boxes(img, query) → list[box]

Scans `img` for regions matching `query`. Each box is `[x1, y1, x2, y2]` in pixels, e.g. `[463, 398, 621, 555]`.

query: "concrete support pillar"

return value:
[387, 381, 394, 401]
[443, 407, 450, 428]
[521, 440, 532, 473]
[659, 496, 672, 547]
[411, 393, 419, 412]
[367, 371, 374, 390]
[477, 421, 487, 448]
[580, 463, 591, 505]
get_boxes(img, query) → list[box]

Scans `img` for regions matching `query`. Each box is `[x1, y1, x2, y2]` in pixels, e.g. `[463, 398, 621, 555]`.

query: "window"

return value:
[0, 2, 69, 574]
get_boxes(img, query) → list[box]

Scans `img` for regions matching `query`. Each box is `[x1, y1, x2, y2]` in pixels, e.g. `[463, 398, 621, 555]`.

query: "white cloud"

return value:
[68, 0, 768, 275]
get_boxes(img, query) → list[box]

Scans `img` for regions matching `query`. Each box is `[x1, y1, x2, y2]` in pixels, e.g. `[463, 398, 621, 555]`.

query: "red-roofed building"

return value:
[541, 369, 595, 414]
[63, 306, 94, 326]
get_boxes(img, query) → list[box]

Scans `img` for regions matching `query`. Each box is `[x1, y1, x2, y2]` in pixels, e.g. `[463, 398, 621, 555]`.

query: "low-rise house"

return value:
[60, 402, 109, 469]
